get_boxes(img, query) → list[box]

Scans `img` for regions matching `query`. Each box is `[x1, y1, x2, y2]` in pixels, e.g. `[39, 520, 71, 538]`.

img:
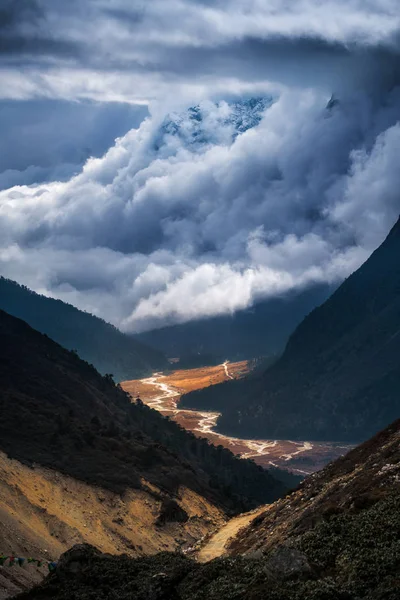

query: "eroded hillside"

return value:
[17, 420, 400, 600]
[0, 452, 224, 599]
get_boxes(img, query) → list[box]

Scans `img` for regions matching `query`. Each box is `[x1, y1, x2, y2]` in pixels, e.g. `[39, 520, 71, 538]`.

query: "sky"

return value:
[1, 0, 400, 332]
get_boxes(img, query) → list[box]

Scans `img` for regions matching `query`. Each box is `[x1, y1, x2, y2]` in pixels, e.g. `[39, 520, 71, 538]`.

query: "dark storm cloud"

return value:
[0, 0, 79, 59]
[2, 0, 399, 102]
[114, 34, 400, 99]
[0, 0, 41, 28]
[103, 6, 145, 25]
[0, 36, 78, 59]
[134, 36, 352, 87]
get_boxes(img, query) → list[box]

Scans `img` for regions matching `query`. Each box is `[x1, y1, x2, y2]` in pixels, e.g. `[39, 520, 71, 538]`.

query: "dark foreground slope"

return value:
[183, 217, 400, 442]
[0, 277, 167, 381]
[136, 284, 332, 362]
[0, 309, 288, 513]
[18, 421, 400, 600]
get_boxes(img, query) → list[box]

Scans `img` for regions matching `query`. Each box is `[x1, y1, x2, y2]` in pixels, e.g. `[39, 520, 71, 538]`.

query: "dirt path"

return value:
[196, 507, 266, 562]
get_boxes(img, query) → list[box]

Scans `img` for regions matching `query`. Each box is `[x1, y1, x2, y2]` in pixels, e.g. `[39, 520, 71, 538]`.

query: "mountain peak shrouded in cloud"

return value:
[1, 1, 400, 333]
[1, 90, 400, 333]
[155, 97, 273, 151]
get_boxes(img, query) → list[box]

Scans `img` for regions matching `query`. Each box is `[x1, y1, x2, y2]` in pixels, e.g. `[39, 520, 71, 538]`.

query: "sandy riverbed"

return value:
[122, 362, 352, 475]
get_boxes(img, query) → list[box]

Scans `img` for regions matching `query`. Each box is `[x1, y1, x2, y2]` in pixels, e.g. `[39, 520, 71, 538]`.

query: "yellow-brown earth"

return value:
[0, 451, 225, 599]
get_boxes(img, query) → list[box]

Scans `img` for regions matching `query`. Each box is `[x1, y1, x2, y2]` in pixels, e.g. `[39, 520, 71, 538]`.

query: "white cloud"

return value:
[1, 82, 399, 331]
[331, 122, 400, 248]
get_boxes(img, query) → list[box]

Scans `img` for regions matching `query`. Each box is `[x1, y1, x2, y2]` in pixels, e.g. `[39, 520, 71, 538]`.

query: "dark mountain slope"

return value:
[229, 418, 400, 555]
[0, 309, 289, 514]
[183, 217, 400, 442]
[0, 277, 167, 381]
[136, 284, 332, 362]
[18, 420, 400, 600]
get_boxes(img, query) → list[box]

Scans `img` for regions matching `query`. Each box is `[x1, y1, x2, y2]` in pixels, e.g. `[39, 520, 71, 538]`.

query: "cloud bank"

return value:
[0, 1, 400, 332]
[1, 0, 400, 103]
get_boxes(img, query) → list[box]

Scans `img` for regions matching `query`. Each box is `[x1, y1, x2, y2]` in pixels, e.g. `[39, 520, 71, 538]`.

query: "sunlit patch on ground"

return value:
[122, 363, 353, 475]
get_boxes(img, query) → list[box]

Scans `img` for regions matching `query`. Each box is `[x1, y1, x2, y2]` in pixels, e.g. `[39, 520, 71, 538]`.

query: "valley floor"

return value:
[122, 362, 353, 475]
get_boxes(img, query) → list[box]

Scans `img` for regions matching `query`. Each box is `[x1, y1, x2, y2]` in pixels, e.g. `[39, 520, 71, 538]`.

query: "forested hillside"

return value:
[0, 277, 167, 381]
[0, 309, 291, 514]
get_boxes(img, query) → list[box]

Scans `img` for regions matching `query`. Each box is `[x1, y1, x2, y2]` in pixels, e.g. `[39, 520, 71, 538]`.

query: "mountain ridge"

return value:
[180, 217, 400, 442]
[154, 97, 272, 152]
[135, 284, 333, 362]
[0, 277, 168, 382]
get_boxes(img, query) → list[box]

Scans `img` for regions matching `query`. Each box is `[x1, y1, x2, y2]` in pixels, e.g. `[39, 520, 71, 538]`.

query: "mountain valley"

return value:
[0, 309, 290, 598]
[2, 3, 400, 598]
[1, 222, 400, 598]
[15, 419, 400, 600]
[122, 364, 352, 475]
